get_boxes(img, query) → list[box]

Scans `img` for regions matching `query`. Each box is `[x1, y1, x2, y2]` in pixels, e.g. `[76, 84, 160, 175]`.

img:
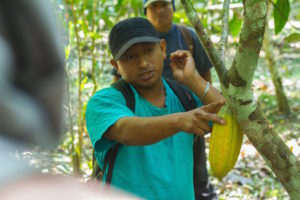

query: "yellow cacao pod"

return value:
[209, 105, 244, 180]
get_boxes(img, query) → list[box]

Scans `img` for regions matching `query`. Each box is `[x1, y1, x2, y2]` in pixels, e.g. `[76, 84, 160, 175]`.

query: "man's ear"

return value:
[110, 59, 119, 71]
[160, 39, 167, 59]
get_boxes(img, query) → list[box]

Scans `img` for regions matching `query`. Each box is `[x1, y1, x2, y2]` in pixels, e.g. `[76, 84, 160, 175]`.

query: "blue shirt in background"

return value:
[159, 24, 212, 79]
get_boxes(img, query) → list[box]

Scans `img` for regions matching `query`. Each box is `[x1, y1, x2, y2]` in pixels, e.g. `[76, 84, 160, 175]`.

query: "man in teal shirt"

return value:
[86, 17, 225, 199]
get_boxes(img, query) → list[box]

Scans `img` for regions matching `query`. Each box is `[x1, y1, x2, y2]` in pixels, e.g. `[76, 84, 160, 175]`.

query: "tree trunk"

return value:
[70, 0, 82, 176]
[180, 0, 300, 199]
[263, 20, 290, 115]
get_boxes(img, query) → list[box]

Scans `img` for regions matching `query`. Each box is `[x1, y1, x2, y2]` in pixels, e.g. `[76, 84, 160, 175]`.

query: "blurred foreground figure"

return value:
[0, 0, 65, 184]
[0, 1, 139, 199]
[0, 175, 139, 200]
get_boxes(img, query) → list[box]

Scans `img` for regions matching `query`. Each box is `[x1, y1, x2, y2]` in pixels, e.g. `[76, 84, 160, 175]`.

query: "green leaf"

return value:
[69, 21, 74, 40]
[115, 0, 123, 12]
[65, 45, 71, 60]
[80, 76, 88, 91]
[273, 0, 290, 35]
[284, 33, 300, 43]
[89, 32, 102, 39]
[229, 12, 243, 37]
[79, 19, 89, 35]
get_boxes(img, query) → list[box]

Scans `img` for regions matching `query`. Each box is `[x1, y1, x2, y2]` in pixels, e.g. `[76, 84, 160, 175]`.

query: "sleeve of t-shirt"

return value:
[190, 28, 212, 75]
[85, 87, 134, 153]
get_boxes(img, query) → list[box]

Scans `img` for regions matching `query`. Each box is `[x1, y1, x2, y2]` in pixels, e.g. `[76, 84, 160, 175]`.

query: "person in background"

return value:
[112, 0, 212, 83]
[86, 17, 225, 200]
[144, 0, 212, 82]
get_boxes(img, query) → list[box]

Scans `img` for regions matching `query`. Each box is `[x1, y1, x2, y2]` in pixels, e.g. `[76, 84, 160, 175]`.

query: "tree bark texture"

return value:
[180, 0, 300, 199]
[179, 0, 227, 85]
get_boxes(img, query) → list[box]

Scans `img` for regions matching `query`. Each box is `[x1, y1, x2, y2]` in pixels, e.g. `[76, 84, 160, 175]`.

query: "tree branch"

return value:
[242, 107, 300, 200]
[179, 0, 228, 86]
[218, 0, 230, 62]
[228, 0, 267, 88]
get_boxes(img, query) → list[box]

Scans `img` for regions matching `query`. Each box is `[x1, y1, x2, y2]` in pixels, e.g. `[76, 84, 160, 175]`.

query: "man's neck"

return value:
[135, 79, 166, 108]
[155, 24, 172, 34]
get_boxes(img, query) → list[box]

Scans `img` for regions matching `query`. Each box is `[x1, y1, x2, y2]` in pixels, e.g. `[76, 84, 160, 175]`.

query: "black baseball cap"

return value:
[109, 17, 160, 60]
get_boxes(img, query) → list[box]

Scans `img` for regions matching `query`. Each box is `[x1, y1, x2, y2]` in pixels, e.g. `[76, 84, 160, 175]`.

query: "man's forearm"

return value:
[184, 72, 224, 105]
[103, 113, 183, 146]
[202, 70, 212, 84]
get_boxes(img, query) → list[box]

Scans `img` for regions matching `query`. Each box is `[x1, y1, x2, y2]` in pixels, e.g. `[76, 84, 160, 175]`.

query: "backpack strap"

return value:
[102, 144, 120, 184]
[112, 79, 135, 112]
[95, 79, 135, 185]
[177, 24, 194, 56]
[165, 78, 196, 111]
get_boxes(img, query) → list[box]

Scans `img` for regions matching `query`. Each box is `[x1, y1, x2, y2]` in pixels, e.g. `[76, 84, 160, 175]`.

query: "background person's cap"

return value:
[144, 0, 172, 8]
[109, 17, 160, 60]
[143, 0, 175, 15]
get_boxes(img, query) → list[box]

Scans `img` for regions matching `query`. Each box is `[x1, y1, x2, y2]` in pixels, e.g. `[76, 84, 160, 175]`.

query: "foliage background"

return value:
[21, 0, 300, 199]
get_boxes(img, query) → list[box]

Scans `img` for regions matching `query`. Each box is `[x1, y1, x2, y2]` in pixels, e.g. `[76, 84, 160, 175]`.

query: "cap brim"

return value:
[114, 36, 160, 60]
[144, 0, 172, 8]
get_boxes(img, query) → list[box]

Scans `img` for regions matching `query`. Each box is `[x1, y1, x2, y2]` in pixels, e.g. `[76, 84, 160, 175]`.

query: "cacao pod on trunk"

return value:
[209, 105, 244, 180]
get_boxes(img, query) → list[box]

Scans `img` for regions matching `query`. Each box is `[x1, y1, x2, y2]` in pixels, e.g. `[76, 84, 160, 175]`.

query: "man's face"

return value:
[146, 1, 173, 33]
[111, 40, 166, 89]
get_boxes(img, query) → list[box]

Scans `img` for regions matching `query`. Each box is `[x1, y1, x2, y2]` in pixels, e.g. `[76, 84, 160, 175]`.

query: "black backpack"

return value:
[92, 78, 217, 200]
[177, 24, 194, 56]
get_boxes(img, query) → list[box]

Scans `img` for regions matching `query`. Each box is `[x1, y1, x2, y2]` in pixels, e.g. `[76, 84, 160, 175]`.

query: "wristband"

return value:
[200, 81, 210, 101]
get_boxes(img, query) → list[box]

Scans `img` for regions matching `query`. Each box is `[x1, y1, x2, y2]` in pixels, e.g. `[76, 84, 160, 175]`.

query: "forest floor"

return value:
[19, 45, 300, 200]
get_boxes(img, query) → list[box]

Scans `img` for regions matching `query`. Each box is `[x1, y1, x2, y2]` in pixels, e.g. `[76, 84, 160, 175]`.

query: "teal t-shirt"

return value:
[86, 78, 202, 200]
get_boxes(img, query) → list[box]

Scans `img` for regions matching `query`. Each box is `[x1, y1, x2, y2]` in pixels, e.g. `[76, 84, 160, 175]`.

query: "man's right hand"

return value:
[178, 100, 226, 136]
